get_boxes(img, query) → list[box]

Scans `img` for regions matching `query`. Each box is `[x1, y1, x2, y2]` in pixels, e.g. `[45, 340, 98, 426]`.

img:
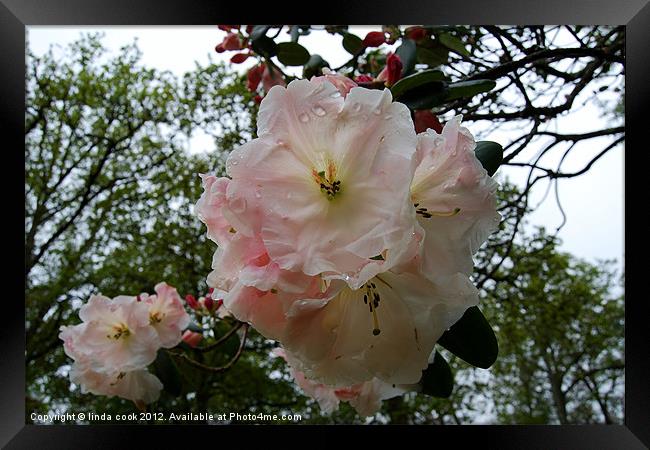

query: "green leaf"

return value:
[276, 42, 310, 66]
[444, 79, 496, 101]
[395, 38, 417, 76]
[420, 351, 454, 398]
[394, 80, 448, 110]
[437, 306, 499, 369]
[369, 254, 384, 261]
[391, 69, 446, 99]
[251, 36, 277, 58]
[416, 44, 449, 67]
[474, 141, 504, 177]
[303, 54, 330, 79]
[153, 349, 183, 397]
[342, 32, 363, 55]
[250, 25, 271, 42]
[439, 32, 470, 57]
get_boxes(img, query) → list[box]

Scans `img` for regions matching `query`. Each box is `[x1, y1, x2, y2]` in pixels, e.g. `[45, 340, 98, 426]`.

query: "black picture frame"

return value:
[4, 0, 648, 447]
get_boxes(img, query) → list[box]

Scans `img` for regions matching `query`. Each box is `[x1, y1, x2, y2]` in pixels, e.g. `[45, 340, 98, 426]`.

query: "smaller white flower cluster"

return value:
[59, 282, 190, 406]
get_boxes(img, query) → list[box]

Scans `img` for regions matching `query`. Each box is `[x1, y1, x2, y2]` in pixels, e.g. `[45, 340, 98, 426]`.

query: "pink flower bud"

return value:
[203, 296, 215, 312]
[362, 31, 386, 48]
[182, 330, 203, 348]
[215, 43, 225, 53]
[414, 110, 444, 134]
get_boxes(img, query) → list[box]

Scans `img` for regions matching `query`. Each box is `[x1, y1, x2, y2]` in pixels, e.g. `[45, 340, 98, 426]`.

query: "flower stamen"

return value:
[107, 323, 131, 340]
[414, 203, 461, 219]
[363, 282, 381, 336]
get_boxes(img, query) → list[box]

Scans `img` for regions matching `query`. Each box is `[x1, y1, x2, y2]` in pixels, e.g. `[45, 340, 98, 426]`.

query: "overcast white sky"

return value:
[26, 26, 624, 280]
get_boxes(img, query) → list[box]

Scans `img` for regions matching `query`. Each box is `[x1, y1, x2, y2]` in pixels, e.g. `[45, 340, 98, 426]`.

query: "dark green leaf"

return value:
[250, 25, 271, 41]
[394, 80, 448, 110]
[342, 32, 363, 55]
[439, 32, 470, 57]
[391, 69, 446, 99]
[369, 254, 384, 261]
[303, 54, 330, 79]
[276, 42, 310, 66]
[474, 141, 504, 177]
[416, 44, 449, 67]
[437, 306, 499, 368]
[395, 38, 417, 76]
[444, 79, 496, 101]
[251, 36, 277, 58]
[420, 351, 454, 398]
[153, 349, 183, 397]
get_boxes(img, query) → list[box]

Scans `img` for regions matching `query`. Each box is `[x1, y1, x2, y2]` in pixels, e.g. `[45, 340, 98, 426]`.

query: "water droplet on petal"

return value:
[254, 190, 262, 199]
[314, 84, 324, 94]
[299, 113, 310, 123]
[373, 108, 382, 115]
[230, 197, 247, 213]
[352, 102, 361, 112]
[384, 115, 392, 120]
[312, 105, 327, 117]
[330, 91, 341, 98]
[230, 160, 239, 166]
[287, 192, 292, 199]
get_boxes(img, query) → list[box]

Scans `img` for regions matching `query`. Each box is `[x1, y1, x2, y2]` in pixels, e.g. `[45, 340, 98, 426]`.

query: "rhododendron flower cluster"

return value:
[196, 72, 500, 413]
[59, 282, 190, 406]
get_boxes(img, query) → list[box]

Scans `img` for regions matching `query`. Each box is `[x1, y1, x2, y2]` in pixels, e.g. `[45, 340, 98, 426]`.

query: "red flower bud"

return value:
[414, 110, 444, 134]
[230, 53, 250, 64]
[247, 63, 265, 91]
[254, 95, 263, 104]
[215, 43, 225, 53]
[222, 32, 243, 51]
[182, 330, 203, 348]
[203, 296, 215, 311]
[218, 25, 240, 32]
[185, 294, 199, 309]
[405, 26, 428, 42]
[377, 53, 403, 87]
[354, 74, 375, 83]
[362, 31, 386, 48]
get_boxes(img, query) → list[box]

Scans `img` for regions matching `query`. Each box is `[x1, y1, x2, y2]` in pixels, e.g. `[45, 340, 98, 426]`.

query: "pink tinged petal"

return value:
[149, 282, 191, 348]
[347, 379, 406, 417]
[109, 370, 163, 404]
[222, 283, 288, 341]
[312, 71, 358, 98]
[411, 116, 501, 280]
[195, 174, 235, 246]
